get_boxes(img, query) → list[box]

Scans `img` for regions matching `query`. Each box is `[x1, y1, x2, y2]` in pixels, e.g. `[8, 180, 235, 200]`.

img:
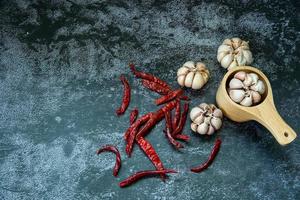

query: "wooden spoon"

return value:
[216, 66, 297, 145]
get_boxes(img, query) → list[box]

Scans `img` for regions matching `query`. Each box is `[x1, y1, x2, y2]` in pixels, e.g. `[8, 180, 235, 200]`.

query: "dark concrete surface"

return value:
[0, 0, 299, 199]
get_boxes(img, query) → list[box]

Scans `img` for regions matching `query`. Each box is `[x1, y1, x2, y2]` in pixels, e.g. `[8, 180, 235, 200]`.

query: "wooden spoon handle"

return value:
[255, 100, 297, 145]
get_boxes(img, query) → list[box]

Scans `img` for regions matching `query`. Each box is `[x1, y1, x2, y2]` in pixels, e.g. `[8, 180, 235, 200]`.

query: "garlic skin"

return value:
[190, 103, 223, 135]
[177, 61, 210, 90]
[228, 71, 266, 107]
[217, 38, 253, 70]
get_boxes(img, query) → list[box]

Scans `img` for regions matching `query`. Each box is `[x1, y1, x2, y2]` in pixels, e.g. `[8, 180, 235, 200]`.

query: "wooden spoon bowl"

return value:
[216, 66, 297, 145]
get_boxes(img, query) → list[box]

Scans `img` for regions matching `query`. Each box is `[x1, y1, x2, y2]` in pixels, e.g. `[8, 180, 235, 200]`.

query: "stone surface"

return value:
[0, 0, 299, 199]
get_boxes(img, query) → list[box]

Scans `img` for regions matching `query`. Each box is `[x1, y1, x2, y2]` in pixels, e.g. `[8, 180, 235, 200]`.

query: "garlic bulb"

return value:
[228, 71, 266, 107]
[177, 61, 210, 90]
[190, 103, 223, 135]
[217, 38, 253, 70]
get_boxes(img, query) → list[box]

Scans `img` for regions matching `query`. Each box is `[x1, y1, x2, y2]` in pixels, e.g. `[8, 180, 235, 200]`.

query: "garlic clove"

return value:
[229, 78, 244, 89]
[240, 95, 253, 106]
[191, 123, 198, 132]
[183, 61, 195, 69]
[213, 109, 223, 118]
[196, 62, 206, 71]
[234, 71, 247, 81]
[217, 51, 228, 63]
[248, 73, 259, 84]
[223, 39, 232, 46]
[177, 75, 186, 87]
[202, 72, 209, 82]
[194, 115, 204, 125]
[228, 59, 238, 70]
[236, 52, 247, 66]
[209, 104, 217, 110]
[184, 71, 195, 88]
[197, 123, 208, 135]
[243, 50, 253, 64]
[251, 91, 261, 104]
[229, 89, 245, 103]
[211, 117, 222, 130]
[217, 44, 232, 53]
[250, 80, 265, 94]
[207, 125, 215, 135]
[190, 107, 203, 121]
[177, 66, 190, 76]
[192, 72, 205, 89]
[199, 103, 209, 111]
[221, 54, 234, 69]
[243, 74, 253, 87]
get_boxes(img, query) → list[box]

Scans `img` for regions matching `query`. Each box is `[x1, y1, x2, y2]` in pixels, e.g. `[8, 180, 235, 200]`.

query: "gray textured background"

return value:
[0, 0, 299, 199]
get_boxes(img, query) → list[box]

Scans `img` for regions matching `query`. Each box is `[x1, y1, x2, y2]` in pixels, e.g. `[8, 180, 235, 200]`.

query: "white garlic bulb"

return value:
[228, 71, 266, 107]
[177, 61, 210, 90]
[190, 103, 223, 135]
[217, 38, 253, 70]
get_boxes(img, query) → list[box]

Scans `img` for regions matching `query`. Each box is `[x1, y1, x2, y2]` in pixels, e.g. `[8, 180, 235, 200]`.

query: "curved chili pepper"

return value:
[116, 75, 131, 116]
[172, 102, 189, 136]
[129, 63, 171, 90]
[172, 100, 181, 130]
[136, 136, 166, 180]
[142, 79, 171, 95]
[191, 138, 222, 173]
[126, 113, 152, 157]
[155, 89, 184, 105]
[96, 145, 121, 177]
[130, 108, 139, 125]
[119, 169, 177, 188]
[164, 111, 183, 149]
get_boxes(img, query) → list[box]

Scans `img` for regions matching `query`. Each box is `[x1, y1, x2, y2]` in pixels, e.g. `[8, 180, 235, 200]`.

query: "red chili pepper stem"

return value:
[96, 145, 121, 177]
[119, 169, 177, 188]
[116, 75, 131, 116]
[191, 138, 222, 173]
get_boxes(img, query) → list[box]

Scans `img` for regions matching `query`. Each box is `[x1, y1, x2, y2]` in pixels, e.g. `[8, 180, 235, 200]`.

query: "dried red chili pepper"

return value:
[191, 138, 222, 173]
[180, 95, 190, 101]
[174, 134, 190, 141]
[119, 169, 177, 188]
[164, 111, 183, 149]
[172, 100, 181, 130]
[136, 136, 166, 179]
[142, 79, 171, 95]
[155, 89, 184, 105]
[116, 75, 131, 116]
[129, 63, 171, 90]
[136, 100, 177, 138]
[172, 102, 189, 136]
[96, 145, 121, 177]
[126, 113, 152, 157]
[130, 108, 139, 125]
